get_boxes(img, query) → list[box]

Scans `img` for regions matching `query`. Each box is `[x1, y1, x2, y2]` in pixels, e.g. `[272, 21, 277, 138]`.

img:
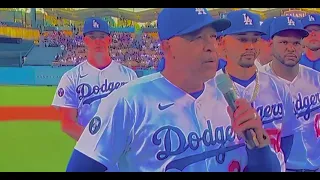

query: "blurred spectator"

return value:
[45, 30, 162, 69]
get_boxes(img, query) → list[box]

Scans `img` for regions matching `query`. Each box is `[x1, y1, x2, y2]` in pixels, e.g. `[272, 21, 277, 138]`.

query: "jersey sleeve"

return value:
[280, 84, 299, 137]
[74, 92, 135, 171]
[52, 73, 78, 108]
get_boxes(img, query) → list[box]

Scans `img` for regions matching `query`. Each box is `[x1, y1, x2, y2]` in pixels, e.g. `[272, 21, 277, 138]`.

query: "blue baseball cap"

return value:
[157, 8, 231, 41]
[224, 9, 265, 35]
[261, 17, 276, 41]
[83, 17, 110, 36]
[301, 14, 320, 29]
[269, 16, 309, 38]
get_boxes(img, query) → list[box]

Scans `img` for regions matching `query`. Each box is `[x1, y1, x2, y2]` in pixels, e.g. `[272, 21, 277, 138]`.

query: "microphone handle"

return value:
[224, 91, 257, 148]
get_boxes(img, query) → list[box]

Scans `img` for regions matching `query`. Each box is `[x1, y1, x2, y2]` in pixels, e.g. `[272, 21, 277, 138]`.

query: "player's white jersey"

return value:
[202, 69, 299, 172]
[75, 73, 265, 172]
[263, 64, 320, 171]
[52, 60, 137, 127]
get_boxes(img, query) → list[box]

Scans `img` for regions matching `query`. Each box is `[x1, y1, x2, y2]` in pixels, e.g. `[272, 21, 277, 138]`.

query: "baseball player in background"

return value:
[263, 16, 320, 172]
[300, 14, 320, 72]
[206, 10, 300, 172]
[255, 17, 276, 69]
[52, 17, 137, 141]
[66, 8, 281, 172]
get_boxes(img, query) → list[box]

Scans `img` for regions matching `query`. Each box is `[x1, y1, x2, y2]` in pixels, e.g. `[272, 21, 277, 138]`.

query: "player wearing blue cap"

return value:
[66, 8, 237, 172]
[300, 14, 320, 72]
[204, 10, 300, 172]
[52, 17, 137, 141]
[256, 17, 276, 69]
[263, 16, 320, 172]
[67, 8, 284, 172]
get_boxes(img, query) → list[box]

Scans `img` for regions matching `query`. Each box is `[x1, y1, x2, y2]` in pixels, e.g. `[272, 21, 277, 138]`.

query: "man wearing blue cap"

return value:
[300, 14, 320, 72]
[263, 16, 320, 172]
[52, 17, 137, 141]
[66, 8, 237, 172]
[204, 10, 300, 172]
[255, 17, 276, 69]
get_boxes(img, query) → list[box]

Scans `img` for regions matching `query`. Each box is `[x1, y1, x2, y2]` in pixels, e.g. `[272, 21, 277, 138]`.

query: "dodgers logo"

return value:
[152, 120, 245, 172]
[76, 79, 127, 105]
[252, 102, 284, 124]
[294, 93, 320, 121]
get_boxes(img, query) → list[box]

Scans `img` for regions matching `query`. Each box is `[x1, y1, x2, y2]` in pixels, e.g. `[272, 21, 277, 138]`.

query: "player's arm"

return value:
[228, 99, 281, 172]
[52, 73, 83, 141]
[58, 107, 84, 141]
[66, 92, 135, 172]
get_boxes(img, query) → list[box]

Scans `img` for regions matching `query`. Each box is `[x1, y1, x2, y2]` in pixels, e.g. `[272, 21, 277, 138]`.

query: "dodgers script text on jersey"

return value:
[52, 60, 137, 126]
[75, 73, 265, 172]
[263, 64, 320, 170]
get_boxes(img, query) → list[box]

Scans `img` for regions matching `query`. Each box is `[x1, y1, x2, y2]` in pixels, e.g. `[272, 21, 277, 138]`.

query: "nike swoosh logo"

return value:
[80, 74, 88, 78]
[158, 103, 174, 110]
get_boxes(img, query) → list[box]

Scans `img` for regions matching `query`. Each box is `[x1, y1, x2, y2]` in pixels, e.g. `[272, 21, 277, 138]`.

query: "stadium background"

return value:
[0, 8, 319, 172]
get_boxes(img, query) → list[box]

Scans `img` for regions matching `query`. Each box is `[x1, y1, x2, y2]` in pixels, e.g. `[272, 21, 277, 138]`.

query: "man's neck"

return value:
[271, 60, 299, 82]
[306, 48, 320, 61]
[162, 69, 204, 94]
[226, 62, 256, 80]
[87, 54, 112, 69]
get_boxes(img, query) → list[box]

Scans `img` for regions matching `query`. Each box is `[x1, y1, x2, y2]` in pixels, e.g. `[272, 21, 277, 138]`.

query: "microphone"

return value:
[216, 73, 257, 148]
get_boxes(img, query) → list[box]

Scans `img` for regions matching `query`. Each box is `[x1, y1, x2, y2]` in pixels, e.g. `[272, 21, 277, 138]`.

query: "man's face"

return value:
[163, 25, 218, 81]
[303, 25, 320, 51]
[271, 30, 303, 67]
[84, 31, 111, 55]
[224, 32, 261, 68]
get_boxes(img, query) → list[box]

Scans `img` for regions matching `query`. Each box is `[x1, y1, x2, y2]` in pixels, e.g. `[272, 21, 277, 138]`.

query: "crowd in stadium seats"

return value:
[40, 30, 162, 70]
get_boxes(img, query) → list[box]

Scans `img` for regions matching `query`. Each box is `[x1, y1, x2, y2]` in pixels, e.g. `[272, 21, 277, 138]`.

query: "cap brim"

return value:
[225, 28, 266, 36]
[83, 30, 110, 36]
[303, 23, 320, 29]
[176, 18, 231, 37]
[271, 28, 309, 38]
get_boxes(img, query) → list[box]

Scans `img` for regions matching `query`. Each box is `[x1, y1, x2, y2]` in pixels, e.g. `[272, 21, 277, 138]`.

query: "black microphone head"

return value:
[215, 73, 234, 94]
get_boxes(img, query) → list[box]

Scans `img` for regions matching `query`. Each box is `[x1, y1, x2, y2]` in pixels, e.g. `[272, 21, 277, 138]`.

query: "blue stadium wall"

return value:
[0, 66, 156, 86]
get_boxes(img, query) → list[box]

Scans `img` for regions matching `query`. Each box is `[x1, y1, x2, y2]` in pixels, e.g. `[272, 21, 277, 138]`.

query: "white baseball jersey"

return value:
[263, 64, 320, 171]
[52, 60, 138, 127]
[201, 69, 300, 172]
[74, 73, 263, 172]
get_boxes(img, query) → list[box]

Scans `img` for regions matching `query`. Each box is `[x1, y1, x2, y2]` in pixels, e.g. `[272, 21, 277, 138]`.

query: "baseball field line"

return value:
[0, 106, 60, 121]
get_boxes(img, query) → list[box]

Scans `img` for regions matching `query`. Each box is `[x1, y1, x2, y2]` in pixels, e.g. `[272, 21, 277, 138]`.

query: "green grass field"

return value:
[0, 86, 75, 172]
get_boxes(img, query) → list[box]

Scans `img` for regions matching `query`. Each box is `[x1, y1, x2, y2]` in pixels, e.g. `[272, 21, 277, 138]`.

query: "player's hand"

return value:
[227, 99, 270, 149]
